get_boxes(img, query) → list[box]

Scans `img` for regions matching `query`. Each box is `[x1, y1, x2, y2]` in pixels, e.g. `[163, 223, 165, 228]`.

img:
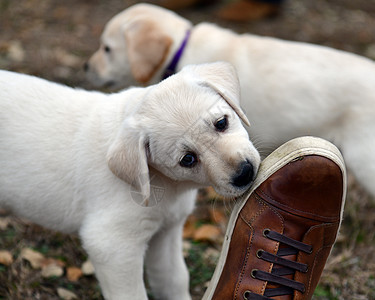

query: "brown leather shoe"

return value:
[217, 0, 281, 22]
[203, 136, 346, 300]
[154, 0, 218, 10]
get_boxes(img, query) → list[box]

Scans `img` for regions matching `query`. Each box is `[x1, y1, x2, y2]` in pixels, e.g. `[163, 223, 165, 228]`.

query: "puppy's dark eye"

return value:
[180, 152, 198, 168]
[215, 116, 228, 132]
[104, 46, 111, 53]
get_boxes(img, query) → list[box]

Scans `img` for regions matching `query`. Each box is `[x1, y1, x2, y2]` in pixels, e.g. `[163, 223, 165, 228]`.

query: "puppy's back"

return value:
[0, 71, 105, 231]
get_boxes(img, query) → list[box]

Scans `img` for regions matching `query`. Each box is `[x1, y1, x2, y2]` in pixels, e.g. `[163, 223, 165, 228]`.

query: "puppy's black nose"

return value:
[232, 161, 255, 188]
[83, 62, 89, 72]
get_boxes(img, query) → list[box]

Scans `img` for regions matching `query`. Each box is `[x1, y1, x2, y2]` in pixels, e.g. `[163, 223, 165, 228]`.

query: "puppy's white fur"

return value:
[86, 3, 375, 198]
[0, 62, 260, 300]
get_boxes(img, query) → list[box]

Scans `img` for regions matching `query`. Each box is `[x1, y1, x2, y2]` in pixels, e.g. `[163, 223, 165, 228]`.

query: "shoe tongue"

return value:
[256, 156, 343, 222]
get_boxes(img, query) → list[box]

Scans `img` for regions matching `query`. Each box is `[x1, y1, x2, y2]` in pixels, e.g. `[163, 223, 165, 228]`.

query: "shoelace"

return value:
[244, 229, 313, 300]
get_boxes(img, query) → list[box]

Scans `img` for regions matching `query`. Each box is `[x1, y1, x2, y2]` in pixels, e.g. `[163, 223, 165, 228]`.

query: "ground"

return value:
[0, 0, 375, 299]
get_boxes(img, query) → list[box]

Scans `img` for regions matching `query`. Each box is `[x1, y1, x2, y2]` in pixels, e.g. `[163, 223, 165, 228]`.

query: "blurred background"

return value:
[0, 0, 374, 299]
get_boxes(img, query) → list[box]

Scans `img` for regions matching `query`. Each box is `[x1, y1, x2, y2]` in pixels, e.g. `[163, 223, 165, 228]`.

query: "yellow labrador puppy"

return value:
[86, 3, 375, 198]
[0, 62, 260, 300]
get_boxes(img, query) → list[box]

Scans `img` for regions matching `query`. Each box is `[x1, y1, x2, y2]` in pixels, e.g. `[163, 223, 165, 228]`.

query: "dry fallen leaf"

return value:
[20, 248, 45, 269]
[0, 217, 10, 230]
[67, 266, 83, 282]
[193, 224, 222, 243]
[41, 263, 64, 278]
[57, 287, 78, 300]
[41, 257, 66, 268]
[81, 260, 95, 275]
[55, 48, 81, 68]
[0, 250, 13, 266]
[7, 40, 25, 62]
[183, 215, 198, 239]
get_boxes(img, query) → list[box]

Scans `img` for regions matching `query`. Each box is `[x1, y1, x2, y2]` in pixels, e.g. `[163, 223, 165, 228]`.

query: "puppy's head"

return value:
[107, 62, 260, 205]
[85, 3, 191, 89]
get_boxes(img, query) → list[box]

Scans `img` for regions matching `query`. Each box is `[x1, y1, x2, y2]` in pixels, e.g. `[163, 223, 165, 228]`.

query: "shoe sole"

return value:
[202, 136, 347, 300]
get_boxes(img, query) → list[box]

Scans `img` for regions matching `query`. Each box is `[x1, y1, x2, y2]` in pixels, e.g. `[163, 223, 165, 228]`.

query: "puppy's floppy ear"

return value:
[193, 62, 250, 126]
[107, 120, 150, 206]
[123, 19, 172, 85]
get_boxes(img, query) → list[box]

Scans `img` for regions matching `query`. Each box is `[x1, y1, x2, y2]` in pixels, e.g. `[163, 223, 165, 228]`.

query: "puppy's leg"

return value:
[145, 220, 191, 300]
[340, 132, 375, 199]
[80, 211, 156, 300]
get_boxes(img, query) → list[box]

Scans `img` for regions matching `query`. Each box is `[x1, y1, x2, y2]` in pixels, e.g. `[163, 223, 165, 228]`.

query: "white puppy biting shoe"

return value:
[0, 62, 260, 300]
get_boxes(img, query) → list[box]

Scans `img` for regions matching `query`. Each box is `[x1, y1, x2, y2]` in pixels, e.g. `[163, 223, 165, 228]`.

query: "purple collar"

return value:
[162, 30, 191, 80]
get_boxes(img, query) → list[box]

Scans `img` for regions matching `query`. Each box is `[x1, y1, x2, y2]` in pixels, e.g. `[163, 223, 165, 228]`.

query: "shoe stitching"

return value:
[303, 223, 338, 246]
[302, 244, 332, 297]
[296, 223, 337, 297]
[253, 195, 285, 281]
[255, 189, 340, 222]
[235, 200, 266, 299]
[233, 220, 254, 300]
[239, 195, 267, 227]
[240, 195, 284, 230]
[237, 195, 285, 297]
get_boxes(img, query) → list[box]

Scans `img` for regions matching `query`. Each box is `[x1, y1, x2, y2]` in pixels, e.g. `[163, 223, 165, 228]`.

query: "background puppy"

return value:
[0, 62, 260, 300]
[85, 3, 375, 199]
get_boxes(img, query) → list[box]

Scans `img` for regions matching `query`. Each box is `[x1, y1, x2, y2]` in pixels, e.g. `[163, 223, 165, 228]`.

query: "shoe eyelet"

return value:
[243, 290, 251, 299]
[256, 249, 264, 259]
[251, 269, 258, 279]
[263, 228, 271, 237]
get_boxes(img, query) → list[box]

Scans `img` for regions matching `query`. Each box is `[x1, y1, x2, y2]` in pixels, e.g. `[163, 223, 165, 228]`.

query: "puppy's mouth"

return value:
[104, 80, 117, 88]
[213, 181, 254, 199]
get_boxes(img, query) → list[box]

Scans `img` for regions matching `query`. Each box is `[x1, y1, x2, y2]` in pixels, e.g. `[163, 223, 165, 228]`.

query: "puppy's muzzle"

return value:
[232, 160, 255, 188]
